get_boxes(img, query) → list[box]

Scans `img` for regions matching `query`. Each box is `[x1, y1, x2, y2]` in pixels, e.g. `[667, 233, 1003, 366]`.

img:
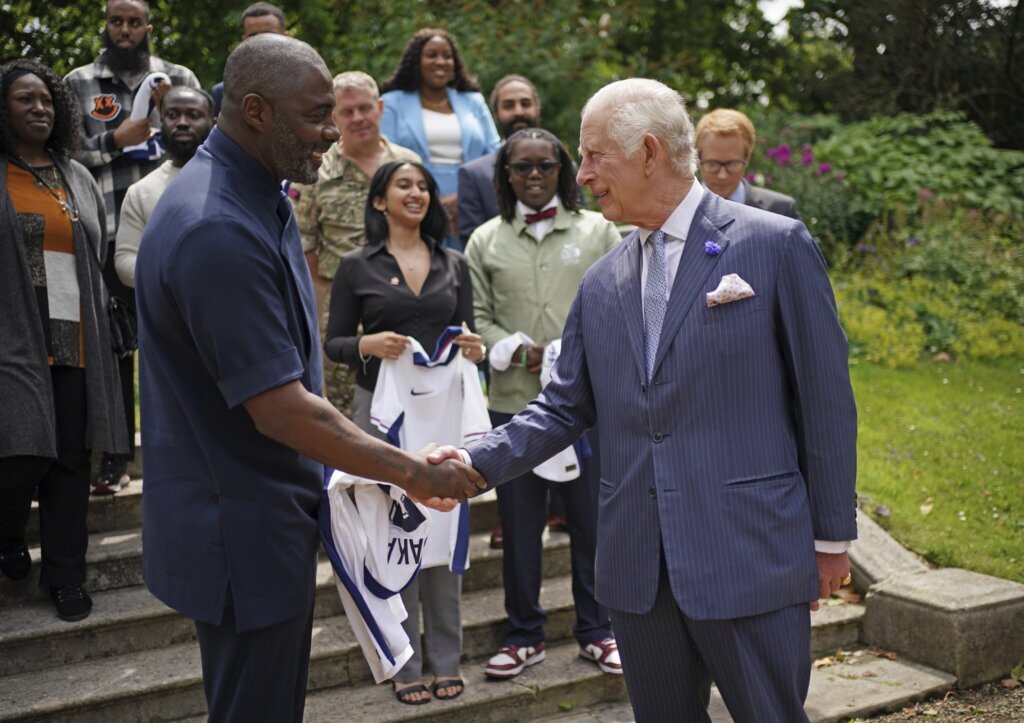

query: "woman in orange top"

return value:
[0, 60, 126, 622]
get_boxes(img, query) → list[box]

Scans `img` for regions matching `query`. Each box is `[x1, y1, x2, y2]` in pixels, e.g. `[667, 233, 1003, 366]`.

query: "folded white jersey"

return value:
[371, 325, 491, 572]
[319, 467, 431, 683]
[124, 72, 169, 161]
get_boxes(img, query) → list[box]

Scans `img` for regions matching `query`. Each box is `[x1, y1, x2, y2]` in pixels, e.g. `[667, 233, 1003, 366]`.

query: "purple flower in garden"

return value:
[800, 145, 814, 165]
[745, 173, 757, 183]
[765, 144, 791, 166]
[908, 237, 921, 246]
[765, 176, 773, 186]
[855, 243, 877, 254]
[817, 162, 832, 176]
[834, 172, 846, 181]
[704, 240, 722, 256]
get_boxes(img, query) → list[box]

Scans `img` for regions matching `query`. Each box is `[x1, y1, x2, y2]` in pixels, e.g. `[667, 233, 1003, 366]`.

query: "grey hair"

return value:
[332, 71, 380, 100]
[582, 78, 696, 177]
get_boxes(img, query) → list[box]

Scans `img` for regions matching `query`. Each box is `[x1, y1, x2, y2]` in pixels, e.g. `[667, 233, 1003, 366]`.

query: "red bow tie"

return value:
[524, 207, 557, 224]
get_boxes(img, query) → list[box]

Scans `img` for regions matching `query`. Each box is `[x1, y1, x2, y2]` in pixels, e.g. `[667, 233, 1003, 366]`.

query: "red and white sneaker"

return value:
[484, 642, 545, 679]
[580, 637, 623, 675]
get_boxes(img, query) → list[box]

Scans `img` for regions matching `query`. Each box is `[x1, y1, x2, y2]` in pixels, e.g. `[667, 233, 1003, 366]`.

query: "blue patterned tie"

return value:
[644, 230, 667, 381]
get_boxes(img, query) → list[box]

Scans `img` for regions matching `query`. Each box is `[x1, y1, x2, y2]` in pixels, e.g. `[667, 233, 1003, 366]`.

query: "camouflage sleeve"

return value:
[290, 182, 320, 253]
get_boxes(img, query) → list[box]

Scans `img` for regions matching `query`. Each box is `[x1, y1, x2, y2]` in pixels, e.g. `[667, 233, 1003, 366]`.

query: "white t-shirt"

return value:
[422, 109, 462, 165]
[371, 325, 491, 570]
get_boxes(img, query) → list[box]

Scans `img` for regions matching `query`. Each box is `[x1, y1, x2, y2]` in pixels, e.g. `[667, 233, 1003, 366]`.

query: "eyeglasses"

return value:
[700, 159, 747, 174]
[507, 161, 561, 177]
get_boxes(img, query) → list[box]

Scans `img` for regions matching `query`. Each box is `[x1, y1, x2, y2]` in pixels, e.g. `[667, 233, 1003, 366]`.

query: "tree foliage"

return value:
[784, 0, 1024, 149]
[3, 0, 1019, 151]
[2, 0, 785, 150]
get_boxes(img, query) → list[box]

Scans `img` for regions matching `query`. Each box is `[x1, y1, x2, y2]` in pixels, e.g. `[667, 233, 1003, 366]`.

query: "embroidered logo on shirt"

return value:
[89, 94, 122, 121]
[561, 243, 582, 266]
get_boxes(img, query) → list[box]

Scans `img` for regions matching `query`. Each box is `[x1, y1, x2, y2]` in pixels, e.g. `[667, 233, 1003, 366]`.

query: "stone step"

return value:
[23, 482, 500, 545]
[24, 483, 144, 546]
[0, 568, 580, 679]
[538, 648, 956, 723]
[299, 640, 629, 723]
[2, 512, 549, 608]
[0, 559, 862, 690]
[0, 575, 593, 721]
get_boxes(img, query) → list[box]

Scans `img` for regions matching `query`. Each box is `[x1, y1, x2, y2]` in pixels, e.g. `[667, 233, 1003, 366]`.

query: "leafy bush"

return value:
[835, 284, 925, 367]
[848, 203, 1024, 324]
[745, 139, 869, 260]
[815, 111, 1024, 219]
[835, 273, 1024, 367]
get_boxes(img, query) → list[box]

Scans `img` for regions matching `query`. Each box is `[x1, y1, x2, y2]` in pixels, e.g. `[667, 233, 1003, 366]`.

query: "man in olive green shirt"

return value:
[292, 71, 419, 412]
[466, 204, 619, 413]
[464, 128, 622, 678]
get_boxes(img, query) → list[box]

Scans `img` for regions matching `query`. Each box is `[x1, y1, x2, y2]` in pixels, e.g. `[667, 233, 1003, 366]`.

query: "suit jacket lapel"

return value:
[614, 230, 647, 383]
[652, 193, 735, 375]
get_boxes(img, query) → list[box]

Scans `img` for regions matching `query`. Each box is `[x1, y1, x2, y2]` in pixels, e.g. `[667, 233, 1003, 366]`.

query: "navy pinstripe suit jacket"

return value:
[466, 190, 857, 619]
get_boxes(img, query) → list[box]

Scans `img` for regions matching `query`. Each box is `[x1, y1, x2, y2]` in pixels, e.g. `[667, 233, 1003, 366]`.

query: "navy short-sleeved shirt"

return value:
[136, 127, 323, 632]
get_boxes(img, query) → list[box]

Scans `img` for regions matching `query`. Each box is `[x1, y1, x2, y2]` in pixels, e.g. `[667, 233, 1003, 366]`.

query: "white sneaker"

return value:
[484, 642, 546, 679]
[580, 637, 623, 675]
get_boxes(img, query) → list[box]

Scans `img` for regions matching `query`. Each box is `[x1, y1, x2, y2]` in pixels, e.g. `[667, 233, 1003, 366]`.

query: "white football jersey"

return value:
[320, 468, 431, 683]
[371, 326, 491, 571]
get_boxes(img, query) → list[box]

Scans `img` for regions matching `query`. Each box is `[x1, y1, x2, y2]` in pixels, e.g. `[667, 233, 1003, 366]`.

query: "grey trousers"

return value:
[394, 565, 463, 683]
[352, 385, 464, 683]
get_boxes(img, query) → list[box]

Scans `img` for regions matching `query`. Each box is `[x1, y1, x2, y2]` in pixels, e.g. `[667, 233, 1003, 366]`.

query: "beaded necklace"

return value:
[12, 155, 80, 224]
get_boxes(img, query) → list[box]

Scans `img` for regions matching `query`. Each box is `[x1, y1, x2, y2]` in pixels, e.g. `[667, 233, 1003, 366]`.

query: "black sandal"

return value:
[393, 682, 431, 705]
[431, 677, 465, 700]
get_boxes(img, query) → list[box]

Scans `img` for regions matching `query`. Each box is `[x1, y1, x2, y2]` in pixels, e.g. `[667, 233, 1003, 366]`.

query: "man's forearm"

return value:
[246, 381, 416, 487]
[244, 380, 483, 504]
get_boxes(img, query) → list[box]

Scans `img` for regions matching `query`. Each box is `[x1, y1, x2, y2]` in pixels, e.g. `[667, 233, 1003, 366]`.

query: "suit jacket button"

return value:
[648, 486, 657, 498]
[652, 432, 663, 443]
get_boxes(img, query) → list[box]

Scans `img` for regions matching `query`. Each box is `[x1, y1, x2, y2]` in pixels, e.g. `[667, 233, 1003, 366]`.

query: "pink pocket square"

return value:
[706, 274, 755, 307]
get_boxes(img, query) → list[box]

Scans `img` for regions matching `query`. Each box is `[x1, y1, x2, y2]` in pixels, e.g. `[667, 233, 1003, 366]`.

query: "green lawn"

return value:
[851, 357, 1023, 583]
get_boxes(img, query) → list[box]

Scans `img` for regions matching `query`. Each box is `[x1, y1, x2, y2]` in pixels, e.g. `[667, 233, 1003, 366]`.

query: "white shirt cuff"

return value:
[458, 448, 473, 467]
[814, 539, 851, 553]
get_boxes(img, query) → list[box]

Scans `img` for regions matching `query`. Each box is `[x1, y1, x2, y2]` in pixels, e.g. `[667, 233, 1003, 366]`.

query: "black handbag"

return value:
[106, 295, 139, 359]
[65, 187, 139, 359]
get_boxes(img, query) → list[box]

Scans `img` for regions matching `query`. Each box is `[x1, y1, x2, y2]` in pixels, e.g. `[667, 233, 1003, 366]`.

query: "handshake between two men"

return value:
[406, 444, 483, 512]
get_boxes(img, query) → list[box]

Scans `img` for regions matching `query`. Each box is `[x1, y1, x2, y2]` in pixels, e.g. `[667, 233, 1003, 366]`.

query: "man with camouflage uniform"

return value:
[292, 71, 420, 414]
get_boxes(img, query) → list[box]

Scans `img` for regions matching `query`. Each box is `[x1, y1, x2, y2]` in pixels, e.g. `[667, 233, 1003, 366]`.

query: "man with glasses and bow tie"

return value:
[434, 80, 857, 721]
[696, 108, 800, 219]
[464, 127, 622, 680]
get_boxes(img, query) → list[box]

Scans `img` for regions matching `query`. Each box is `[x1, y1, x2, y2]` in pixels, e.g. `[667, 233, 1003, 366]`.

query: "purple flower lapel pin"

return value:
[704, 240, 722, 256]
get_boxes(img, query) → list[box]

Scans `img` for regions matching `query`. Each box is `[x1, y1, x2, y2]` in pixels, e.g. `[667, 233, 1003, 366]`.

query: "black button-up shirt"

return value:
[325, 238, 474, 391]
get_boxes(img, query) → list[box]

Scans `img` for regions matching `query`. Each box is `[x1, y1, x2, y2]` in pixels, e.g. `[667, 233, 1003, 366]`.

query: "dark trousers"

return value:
[490, 411, 610, 648]
[195, 599, 315, 723]
[610, 551, 811, 723]
[0, 366, 90, 588]
[102, 240, 136, 461]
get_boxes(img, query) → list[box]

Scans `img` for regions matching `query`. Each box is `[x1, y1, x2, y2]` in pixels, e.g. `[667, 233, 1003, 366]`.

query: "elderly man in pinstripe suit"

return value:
[430, 78, 857, 722]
